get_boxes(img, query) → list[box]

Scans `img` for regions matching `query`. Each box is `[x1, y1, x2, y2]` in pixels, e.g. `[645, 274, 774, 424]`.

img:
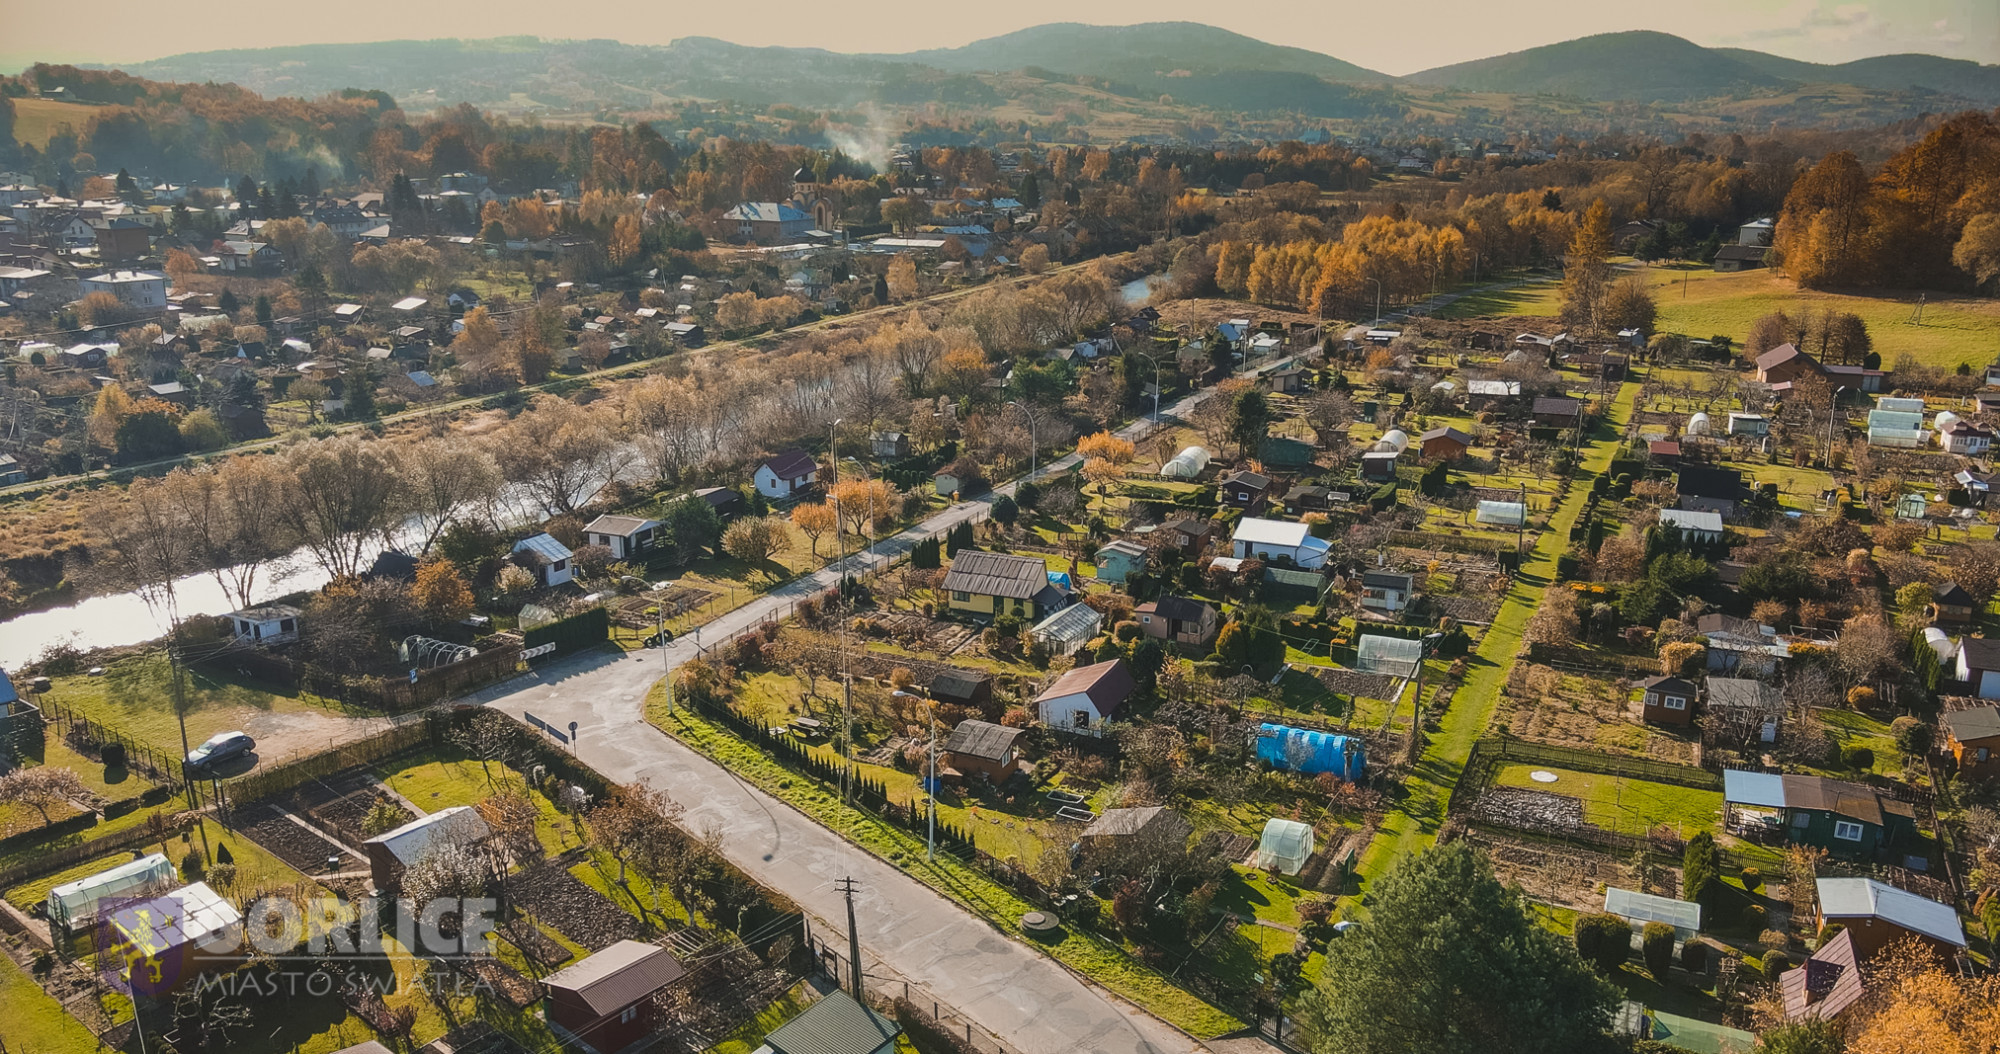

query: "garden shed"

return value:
[1251, 818, 1315, 875]
[48, 853, 175, 930]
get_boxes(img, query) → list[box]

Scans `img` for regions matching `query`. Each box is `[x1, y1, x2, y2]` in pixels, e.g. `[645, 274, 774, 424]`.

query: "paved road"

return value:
[471, 377, 1278, 1054]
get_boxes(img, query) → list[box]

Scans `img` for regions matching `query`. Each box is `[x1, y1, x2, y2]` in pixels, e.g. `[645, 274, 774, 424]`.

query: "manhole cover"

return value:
[1021, 911, 1059, 933]
[1529, 770, 1559, 784]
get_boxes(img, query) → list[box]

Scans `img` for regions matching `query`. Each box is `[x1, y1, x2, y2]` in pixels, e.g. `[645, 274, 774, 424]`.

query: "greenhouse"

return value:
[47, 853, 176, 930]
[1867, 409, 1926, 448]
[1355, 634, 1423, 677]
[1256, 724, 1366, 781]
[1604, 887, 1703, 940]
[1251, 818, 1316, 875]
[1029, 602, 1104, 657]
[1475, 501, 1526, 527]
[1159, 446, 1212, 479]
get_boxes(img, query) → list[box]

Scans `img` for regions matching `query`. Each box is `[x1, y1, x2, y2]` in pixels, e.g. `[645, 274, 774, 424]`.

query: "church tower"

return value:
[792, 165, 836, 233]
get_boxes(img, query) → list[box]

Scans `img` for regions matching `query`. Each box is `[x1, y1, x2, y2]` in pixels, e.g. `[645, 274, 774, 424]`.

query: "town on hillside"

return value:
[0, 17, 1998, 1054]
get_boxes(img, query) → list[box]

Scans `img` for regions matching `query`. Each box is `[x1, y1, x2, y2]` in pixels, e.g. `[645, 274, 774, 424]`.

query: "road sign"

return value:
[523, 642, 558, 659]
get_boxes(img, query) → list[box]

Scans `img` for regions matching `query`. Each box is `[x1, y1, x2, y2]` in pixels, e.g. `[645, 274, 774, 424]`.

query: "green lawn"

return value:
[42, 651, 360, 755]
[0, 953, 103, 1054]
[1352, 378, 1642, 900]
[1490, 764, 1723, 838]
[6, 818, 308, 912]
[646, 690, 1245, 1039]
[375, 751, 582, 857]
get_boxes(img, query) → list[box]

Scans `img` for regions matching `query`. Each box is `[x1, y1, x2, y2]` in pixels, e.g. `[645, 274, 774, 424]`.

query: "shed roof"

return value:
[1659, 508, 1724, 533]
[1943, 706, 2000, 744]
[1231, 517, 1311, 547]
[1419, 426, 1472, 445]
[1706, 678, 1782, 711]
[1722, 769, 1787, 809]
[942, 720, 1023, 763]
[942, 550, 1049, 599]
[512, 532, 573, 565]
[1035, 659, 1134, 716]
[1815, 878, 1966, 947]
[585, 514, 659, 537]
[761, 448, 817, 480]
[1533, 396, 1582, 416]
[927, 668, 991, 702]
[1141, 595, 1212, 623]
[763, 990, 900, 1054]
[1779, 929, 1864, 1022]
[1082, 805, 1191, 842]
[363, 805, 491, 866]
[542, 940, 686, 1017]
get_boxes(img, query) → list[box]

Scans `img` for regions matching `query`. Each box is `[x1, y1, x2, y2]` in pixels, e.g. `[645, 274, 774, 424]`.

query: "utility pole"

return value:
[167, 643, 212, 859]
[836, 877, 864, 1001]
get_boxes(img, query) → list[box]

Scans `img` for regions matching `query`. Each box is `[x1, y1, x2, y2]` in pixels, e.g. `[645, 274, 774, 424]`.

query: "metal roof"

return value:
[942, 551, 1049, 600]
[1815, 878, 1965, 947]
[942, 719, 1023, 762]
[1231, 517, 1310, 547]
[1659, 508, 1723, 533]
[363, 805, 491, 865]
[586, 514, 659, 537]
[1723, 770, 1787, 808]
[1604, 887, 1702, 938]
[541, 939, 686, 1017]
[763, 990, 900, 1054]
[1083, 806, 1191, 841]
[511, 533, 573, 565]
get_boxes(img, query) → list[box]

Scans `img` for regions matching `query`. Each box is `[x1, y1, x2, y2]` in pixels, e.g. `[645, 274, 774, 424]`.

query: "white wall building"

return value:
[81, 270, 168, 310]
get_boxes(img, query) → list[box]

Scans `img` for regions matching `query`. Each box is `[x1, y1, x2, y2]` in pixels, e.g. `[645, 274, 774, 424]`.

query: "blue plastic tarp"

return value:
[1257, 723, 1365, 781]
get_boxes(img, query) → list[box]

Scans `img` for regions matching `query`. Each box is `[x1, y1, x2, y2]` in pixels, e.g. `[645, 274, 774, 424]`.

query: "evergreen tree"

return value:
[1017, 171, 1042, 207]
[1227, 389, 1270, 458]
[301, 165, 321, 200]
[217, 289, 240, 316]
[114, 168, 137, 199]
[254, 295, 273, 326]
[234, 175, 258, 213]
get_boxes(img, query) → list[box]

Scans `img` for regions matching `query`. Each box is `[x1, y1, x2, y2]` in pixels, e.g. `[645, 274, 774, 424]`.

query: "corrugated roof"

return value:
[1659, 508, 1723, 533]
[1815, 878, 1965, 947]
[1779, 929, 1865, 1022]
[363, 805, 491, 866]
[1723, 770, 1787, 809]
[1083, 806, 1191, 841]
[1231, 517, 1310, 547]
[541, 939, 686, 1017]
[763, 990, 900, 1054]
[1944, 706, 2000, 743]
[585, 514, 658, 537]
[942, 551, 1049, 600]
[942, 720, 1023, 762]
[512, 533, 573, 565]
[1035, 659, 1134, 716]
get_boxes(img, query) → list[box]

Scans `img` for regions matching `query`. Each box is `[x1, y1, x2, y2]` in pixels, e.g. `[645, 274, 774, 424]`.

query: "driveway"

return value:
[470, 377, 1277, 1054]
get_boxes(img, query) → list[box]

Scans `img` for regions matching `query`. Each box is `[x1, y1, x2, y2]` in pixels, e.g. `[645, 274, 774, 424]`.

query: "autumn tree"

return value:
[721, 516, 792, 576]
[791, 501, 838, 560]
[272, 435, 402, 579]
[1559, 200, 1614, 333]
[491, 396, 618, 516]
[413, 559, 474, 622]
[830, 478, 893, 538]
[1077, 431, 1137, 465]
[886, 256, 919, 300]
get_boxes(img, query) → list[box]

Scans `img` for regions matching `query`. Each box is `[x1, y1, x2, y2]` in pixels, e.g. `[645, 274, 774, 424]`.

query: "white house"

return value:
[1738, 217, 1774, 245]
[1958, 638, 2000, 700]
[81, 271, 168, 309]
[753, 449, 818, 500]
[511, 533, 574, 587]
[1942, 420, 1994, 456]
[583, 514, 661, 560]
[1034, 659, 1134, 736]
[224, 604, 301, 644]
[1360, 571, 1414, 613]
[1658, 508, 1725, 545]
[1230, 517, 1331, 569]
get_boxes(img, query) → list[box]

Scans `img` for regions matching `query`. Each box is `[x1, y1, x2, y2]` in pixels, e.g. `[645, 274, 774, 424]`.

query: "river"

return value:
[1120, 275, 1158, 306]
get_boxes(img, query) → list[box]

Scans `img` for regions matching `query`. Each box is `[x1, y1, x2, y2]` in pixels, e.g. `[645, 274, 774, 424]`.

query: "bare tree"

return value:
[272, 436, 401, 579]
[0, 766, 90, 826]
[399, 435, 504, 553]
[491, 396, 618, 516]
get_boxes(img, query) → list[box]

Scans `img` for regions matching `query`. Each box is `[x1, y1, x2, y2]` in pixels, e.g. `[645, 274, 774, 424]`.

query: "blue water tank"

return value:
[1256, 723, 1365, 781]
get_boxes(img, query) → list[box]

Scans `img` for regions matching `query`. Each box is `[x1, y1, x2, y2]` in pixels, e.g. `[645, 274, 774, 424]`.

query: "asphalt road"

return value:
[469, 377, 1265, 1054]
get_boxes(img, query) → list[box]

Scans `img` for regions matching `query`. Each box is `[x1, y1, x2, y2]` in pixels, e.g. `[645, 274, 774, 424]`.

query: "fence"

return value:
[0, 808, 197, 889]
[193, 640, 523, 713]
[219, 716, 446, 808]
[36, 697, 185, 789]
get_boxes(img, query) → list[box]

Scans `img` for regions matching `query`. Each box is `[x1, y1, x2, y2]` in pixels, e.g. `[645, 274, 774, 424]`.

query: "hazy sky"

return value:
[5, 0, 1996, 77]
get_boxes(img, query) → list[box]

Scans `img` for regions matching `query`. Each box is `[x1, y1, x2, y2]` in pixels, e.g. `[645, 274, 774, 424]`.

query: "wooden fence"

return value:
[0, 809, 197, 889]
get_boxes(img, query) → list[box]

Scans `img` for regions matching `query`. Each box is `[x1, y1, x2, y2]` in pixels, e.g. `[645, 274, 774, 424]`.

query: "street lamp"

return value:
[1132, 349, 1165, 422]
[621, 575, 672, 712]
[1364, 277, 1383, 326]
[1007, 400, 1041, 479]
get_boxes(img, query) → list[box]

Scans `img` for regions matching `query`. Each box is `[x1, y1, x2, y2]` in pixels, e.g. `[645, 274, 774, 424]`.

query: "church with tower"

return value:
[720, 166, 837, 244]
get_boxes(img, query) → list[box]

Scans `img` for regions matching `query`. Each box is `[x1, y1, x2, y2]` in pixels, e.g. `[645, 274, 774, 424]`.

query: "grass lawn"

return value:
[0, 953, 103, 1053]
[1352, 378, 1642, 901]
[1491, 764, 1723, 838]
[43, 651, 360, 756]
[375, 751, 582, 857]
[8, 97, 100, 148]
[1805, 708, 1905, 780]
[5, 817, 307, 913]
[645, 688, 1245, 1039]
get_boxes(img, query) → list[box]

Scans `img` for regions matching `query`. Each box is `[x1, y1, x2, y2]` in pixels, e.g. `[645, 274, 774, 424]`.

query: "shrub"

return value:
[1573, 912, 1631, 972]
[1739, 867, 1762, 894]
[100, 742, 127, 769]
[1891, 716, 1932, 757]
[1641, 921, 1676, 979]
[1739, 903, 1767, 931]
[181, 847, 205, 881]
[215, 843, 234, 866]
[1762, 949, 1792, 978]
[1113, 620, 1143, 644]
[1842, 744, 1875, 770]
[1681, 831, 1720, 906]
[1846, 686, 1878, 709]
[1679, 939, 1708, 974]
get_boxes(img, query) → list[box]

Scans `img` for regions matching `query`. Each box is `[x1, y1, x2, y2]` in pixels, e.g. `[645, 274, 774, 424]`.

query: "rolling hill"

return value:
[1403, 31, 1785, 102]
[889, 22, 1387, 84]
[1713, 49, 2000, 105]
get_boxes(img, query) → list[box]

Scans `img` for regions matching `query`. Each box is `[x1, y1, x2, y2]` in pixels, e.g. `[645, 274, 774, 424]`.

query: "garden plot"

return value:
[608, 585, 718, 628]
[1490, 764, 1724, 840]
[235, 803, 364, 877]
[1474, 787, 1585, 831]
[1503, 666, 1700, 764]
[507, 861, 641, 951]
[1466, 830, 1638, 915]
[866, 610, 979, 655]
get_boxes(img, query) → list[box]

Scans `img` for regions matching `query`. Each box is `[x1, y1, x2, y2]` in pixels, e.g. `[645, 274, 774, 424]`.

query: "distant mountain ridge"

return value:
[92, 23, 2000, 118]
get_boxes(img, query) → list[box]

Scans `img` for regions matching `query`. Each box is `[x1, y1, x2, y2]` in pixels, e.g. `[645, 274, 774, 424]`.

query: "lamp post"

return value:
[622, 575, 671, 713]
[1132, 349, 1165, 422]
[1365, 277, 1383, 326]
[1007, 400, 1041, 479]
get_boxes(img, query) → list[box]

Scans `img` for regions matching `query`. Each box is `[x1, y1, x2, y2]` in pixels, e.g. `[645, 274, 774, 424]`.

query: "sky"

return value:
[4, 0, 1996, 77]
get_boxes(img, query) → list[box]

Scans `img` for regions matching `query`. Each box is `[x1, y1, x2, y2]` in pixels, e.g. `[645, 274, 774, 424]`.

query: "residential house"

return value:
[869, 431, 910, 458]
[1814, 878, 1966, 962]
[1639, 675, 1697, 727]
[1231, 518, 1331, 569]
[1942, 706, 2000, 779]
[1778, 930, 1867, 1023]
[1035, 659, 1135, 735]
[215, 240, 281, 274]
[926, 668, 994, 710]
[1093, 540, 1149, 584]
[942, 550, 1065, 621]
[0, 454, 23, 486]
[90, 217, 151, 260]
[753, 449, 819, 500]
[1658, 508, 1724, 545]
[1532, 396, 1583, 429]
[223, 604, 301, 645]
[1080, 806, 1193, 857]
[362, 806, 492, 892]
[1217, 469, 1273, 514]
[1721, 771, 1918, 856]
[1134, 595, 1220, 648]
[1157, 517, 1220, 560]
[583, 515, 661, 560]
[1712, 244, 1768, 272]
[511, 533, 574, 587]
[541, 940, 686, 1054]
[1930, 582, 1977, 629]
[760, 991, 902, 1054]
[722, 202, 812, 244]
[1755, 344, 1821, 385]
[81, 270, 167, 309]
[1941, 419, 1994, 455]
[1418, 426, 1471, 461]
[940, 720, 1027, 783]
[1360, 571, 1414, 614]
[1676, 466, 1751, 518]
[1955, 637, 2000, 699]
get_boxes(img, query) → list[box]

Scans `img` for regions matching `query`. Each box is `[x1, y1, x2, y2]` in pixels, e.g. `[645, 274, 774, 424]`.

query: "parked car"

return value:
[185, 730, 255, 771]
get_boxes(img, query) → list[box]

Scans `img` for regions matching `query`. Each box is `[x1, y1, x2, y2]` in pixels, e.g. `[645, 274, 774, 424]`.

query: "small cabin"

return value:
[225, 604, 301, 645]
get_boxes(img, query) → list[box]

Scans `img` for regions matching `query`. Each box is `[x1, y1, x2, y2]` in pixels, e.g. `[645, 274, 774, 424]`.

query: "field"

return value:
[1489, 763, 1723, 839]
[40, 651, 378, 758]
[1439, 263, 2000, 371]
[8, 97, 102, 147]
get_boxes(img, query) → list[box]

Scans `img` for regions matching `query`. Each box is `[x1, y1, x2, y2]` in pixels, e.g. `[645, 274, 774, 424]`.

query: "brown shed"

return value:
[1639, 675, 1697, 727]
[941, 719, 1027, 783]
[542, 940, 686, 1053]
